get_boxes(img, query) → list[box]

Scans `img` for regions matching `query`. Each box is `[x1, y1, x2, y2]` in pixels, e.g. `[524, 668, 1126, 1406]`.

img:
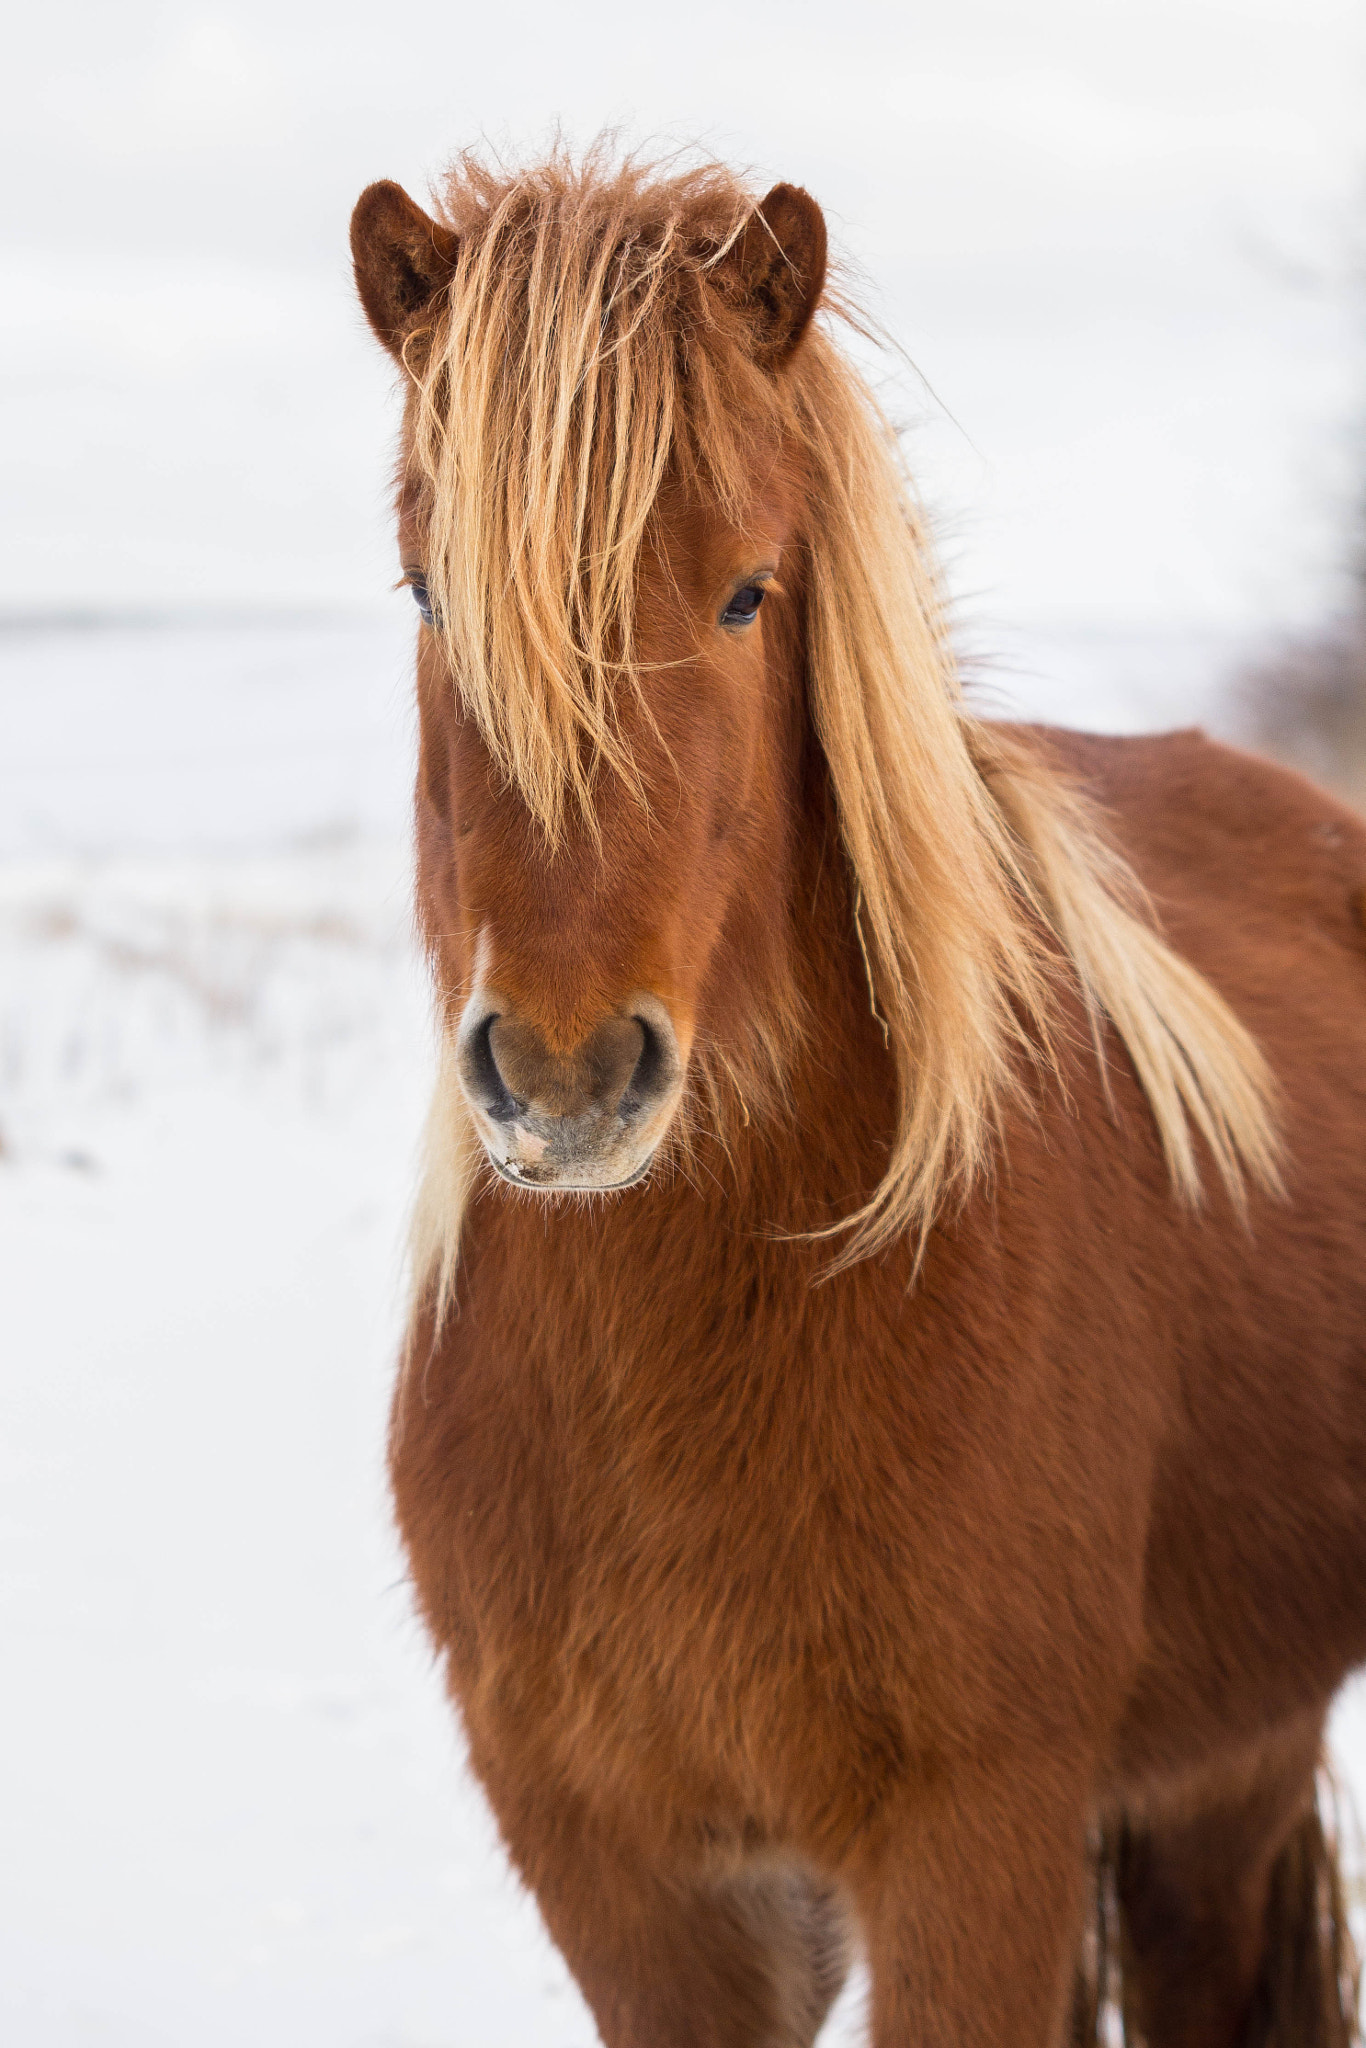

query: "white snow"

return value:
[2, 617, 1362, 2043]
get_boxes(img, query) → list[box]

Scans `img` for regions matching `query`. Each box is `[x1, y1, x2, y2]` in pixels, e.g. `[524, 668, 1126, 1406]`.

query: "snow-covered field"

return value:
[3, 618, 1363, 2044]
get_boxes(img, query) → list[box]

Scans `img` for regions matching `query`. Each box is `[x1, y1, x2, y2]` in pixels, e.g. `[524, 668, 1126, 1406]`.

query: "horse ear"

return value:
[350, 181, 459, 360]
[712, 183, 827, 366]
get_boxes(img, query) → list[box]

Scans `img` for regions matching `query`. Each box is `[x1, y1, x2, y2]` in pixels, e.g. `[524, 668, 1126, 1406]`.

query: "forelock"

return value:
[404, 147, 786, 840]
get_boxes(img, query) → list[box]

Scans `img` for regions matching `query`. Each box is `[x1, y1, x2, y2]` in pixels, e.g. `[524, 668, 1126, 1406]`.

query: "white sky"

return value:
[3, 0, 1363, 629]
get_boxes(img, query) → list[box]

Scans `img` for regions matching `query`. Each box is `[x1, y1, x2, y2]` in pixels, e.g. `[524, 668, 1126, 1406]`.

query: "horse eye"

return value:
[406, 577, 435, 627]
[720, 584, 766, 627]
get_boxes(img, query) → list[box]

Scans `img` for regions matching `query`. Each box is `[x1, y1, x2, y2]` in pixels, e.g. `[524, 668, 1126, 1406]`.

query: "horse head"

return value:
[351, 165, 827, 1195]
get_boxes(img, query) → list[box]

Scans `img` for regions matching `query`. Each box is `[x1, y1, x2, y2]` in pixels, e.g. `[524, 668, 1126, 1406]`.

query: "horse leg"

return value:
[486, 1789, 852, 2047]
[852, 1760, 1096, 2048]
[1113, 1716, 1359, 2048]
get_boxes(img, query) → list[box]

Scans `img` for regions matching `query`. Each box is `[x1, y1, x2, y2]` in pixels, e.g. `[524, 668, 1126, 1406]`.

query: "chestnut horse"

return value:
[351, 152, 1366, 2047]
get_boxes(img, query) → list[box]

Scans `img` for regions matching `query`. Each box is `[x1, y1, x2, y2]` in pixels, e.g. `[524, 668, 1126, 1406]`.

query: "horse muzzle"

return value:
[455, 992, 683, 1193]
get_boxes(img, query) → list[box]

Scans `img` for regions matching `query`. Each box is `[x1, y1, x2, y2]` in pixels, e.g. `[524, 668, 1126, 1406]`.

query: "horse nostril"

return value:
[458, 999, 680, 1132]
[619, 1013, 673, 1120]
[466, 1012, 522, 1124]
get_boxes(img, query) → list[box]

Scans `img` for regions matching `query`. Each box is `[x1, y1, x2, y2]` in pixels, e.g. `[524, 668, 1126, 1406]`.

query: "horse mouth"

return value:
[487, 1151, 655, 1195]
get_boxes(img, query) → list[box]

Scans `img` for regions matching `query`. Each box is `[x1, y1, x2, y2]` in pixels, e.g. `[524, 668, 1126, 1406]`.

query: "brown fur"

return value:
[353, 151, 1365, 2045]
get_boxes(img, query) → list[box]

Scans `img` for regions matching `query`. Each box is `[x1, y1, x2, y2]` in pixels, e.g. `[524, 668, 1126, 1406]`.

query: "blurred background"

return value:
[3, 3, 1364, 2042]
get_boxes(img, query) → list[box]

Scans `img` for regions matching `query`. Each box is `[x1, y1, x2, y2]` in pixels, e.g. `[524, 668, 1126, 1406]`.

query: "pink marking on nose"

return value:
[515, 1127, 549, 1161]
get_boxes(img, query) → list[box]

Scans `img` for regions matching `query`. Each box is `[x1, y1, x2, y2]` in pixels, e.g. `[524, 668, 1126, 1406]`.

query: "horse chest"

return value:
[397, 1258, 1078, 1836]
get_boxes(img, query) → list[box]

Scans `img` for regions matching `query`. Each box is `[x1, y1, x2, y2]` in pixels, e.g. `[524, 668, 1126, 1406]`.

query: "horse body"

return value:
[1076, 734, 1366, 1783]
[353, 153, 1365, 2045]
[396, 722, 1366, 2043]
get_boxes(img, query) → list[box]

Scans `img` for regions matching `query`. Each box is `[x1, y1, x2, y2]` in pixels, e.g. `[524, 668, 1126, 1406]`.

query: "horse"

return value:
[350, 150, 1366, 2047]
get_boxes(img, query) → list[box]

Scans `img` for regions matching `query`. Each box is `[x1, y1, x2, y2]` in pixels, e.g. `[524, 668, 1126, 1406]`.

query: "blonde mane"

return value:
[403, 149, 1280, 1305]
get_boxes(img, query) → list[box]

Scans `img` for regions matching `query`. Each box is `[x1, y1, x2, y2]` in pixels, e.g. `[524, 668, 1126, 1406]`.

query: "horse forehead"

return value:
[647, 469, 800, 583]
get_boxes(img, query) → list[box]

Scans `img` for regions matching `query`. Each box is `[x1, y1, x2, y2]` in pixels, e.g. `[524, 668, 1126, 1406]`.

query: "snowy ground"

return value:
[3, 617, 1363, 2044]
